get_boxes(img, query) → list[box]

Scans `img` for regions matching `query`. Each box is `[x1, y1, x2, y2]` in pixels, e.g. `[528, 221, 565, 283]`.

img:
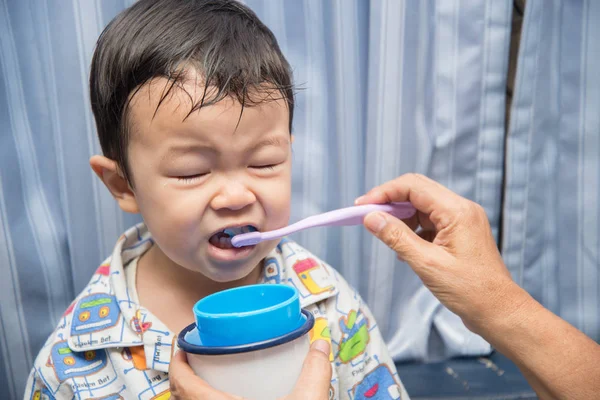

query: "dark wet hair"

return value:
[90, 0, 294, 185]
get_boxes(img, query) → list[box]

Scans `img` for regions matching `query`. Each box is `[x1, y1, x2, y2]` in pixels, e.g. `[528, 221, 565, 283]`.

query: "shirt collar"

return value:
[64, 224, 175, 371]
[63, 224, 338, 372]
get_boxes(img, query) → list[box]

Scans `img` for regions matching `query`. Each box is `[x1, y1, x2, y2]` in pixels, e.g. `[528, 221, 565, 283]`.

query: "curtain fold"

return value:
[503, 0, 600, 342]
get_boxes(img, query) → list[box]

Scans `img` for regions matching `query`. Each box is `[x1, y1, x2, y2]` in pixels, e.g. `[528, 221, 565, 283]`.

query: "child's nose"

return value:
[210, 180, 256, 211]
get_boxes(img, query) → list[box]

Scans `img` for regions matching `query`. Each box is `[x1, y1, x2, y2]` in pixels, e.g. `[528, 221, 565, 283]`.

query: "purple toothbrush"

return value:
[231, 202, 416, 248]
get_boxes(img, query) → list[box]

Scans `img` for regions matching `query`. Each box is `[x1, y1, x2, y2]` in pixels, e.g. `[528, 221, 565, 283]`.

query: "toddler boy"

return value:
[25, 1, 409, 399]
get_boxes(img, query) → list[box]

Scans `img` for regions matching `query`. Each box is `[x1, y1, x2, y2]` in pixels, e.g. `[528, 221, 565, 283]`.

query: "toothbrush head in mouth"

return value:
[209, 225, 258, 249]
[231, 232, 262, 248]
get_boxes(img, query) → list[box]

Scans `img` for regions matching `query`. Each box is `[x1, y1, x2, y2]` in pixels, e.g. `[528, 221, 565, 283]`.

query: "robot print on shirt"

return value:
[71, 293, 120, 336]
[338, 309, 370, 363]
[352, 364, 402, 400]
[49, 341, 108, 382]
[292, 258, 334, 296]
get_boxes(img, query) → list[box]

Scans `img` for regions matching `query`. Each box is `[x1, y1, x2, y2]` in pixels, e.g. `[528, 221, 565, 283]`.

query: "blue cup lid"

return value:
[193, 284, 302, 347]
[178, 309, 315, 355]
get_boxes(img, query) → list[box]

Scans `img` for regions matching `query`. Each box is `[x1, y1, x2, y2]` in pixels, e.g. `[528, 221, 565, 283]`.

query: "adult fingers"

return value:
[169, 350, 241, 400]
[284, 340, 333, 400]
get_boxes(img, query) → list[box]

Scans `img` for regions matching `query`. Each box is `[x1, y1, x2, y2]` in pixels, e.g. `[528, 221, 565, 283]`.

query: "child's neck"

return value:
[135, 244, 263, 334]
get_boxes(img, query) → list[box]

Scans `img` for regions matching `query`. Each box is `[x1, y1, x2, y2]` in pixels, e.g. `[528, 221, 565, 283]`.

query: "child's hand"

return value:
[169, 340, 332, 400]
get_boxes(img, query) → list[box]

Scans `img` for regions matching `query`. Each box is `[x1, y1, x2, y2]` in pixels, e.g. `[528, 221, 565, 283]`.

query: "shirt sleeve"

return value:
[322, 268, 411, 400]
[23, 360, 59, 400]
[23, 335, 73, 400]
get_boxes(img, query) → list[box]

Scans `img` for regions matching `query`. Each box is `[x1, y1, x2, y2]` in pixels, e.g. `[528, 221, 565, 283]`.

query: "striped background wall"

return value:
[2, 1, 598, 399]
[503, 0, 600, 341]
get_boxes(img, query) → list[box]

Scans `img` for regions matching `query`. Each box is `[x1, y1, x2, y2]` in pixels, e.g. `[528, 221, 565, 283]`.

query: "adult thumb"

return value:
[363, 212, 434, 263]
[286, 340, 332, 400]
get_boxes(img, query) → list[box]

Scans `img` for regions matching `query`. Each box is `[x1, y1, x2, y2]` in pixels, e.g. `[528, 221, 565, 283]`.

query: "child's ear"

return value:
[89, 155, 139, 214]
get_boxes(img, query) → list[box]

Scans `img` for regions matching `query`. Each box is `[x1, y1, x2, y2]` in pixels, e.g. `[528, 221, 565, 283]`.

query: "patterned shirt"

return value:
[24, 223, 409, 400]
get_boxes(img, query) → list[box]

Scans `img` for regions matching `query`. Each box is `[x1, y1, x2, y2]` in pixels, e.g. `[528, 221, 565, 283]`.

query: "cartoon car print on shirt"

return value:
[50, 340, 107, 382]
[338, 309, 370, 363]
[31, 387, 52, 400]
[122, 345, 147, 371]
[309, 317, 334, 361]
[95, 263, 111, 276]
[353, 364, 402, 400]
[71, 293, 120, 335]
[292, 258, 334, 295]
[150, 390, 171, 400]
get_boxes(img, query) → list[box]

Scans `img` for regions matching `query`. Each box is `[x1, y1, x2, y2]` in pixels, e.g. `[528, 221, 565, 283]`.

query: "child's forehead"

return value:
[129, 74, 287, 122]
[126, 76, 290, 149]
[128, 75, 212, 116]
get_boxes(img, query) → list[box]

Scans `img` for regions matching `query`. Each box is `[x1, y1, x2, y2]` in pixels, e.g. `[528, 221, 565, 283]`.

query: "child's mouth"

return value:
[209, 225, 258, 250]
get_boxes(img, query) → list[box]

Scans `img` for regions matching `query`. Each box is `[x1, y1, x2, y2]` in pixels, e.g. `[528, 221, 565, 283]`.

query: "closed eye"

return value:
[249, 164, 277, 171]
[176, 173, 209, 183]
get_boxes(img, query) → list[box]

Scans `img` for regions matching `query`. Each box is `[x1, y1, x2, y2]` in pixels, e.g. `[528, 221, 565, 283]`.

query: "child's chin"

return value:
[206, 264, 258, 284]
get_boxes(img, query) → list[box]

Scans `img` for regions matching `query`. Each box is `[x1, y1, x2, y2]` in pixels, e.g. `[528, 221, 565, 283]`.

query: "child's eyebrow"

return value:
[161, 136, 288, 162]
[250, 136, 290, 152]
[162, 144, 216, 163]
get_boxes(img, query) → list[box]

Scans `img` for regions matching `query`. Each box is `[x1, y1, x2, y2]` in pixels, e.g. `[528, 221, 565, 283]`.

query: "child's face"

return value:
[116, 77, 291, 282]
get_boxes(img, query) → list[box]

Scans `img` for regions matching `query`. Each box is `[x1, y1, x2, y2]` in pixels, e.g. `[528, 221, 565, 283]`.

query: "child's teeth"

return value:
[222, 225, 256, 237]
[212, 226, 256, 249]
[223, 229, 235, 238]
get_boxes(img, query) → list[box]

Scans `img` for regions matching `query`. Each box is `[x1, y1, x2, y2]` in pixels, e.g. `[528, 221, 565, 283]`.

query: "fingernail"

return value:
[312, 339, 330, 355]
[354, 196, 365, 205]
[364, 212, 387, 233]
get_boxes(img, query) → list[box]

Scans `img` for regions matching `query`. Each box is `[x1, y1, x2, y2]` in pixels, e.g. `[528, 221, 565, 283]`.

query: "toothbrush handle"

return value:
[259, 202, 415, 241]
[305, 202, 415, 227]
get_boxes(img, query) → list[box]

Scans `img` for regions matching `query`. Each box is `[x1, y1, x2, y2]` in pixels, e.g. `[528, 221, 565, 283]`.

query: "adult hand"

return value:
[169, 340, 332, 400]
[356, 173, 519, 332]
[357, 173, 600, 399]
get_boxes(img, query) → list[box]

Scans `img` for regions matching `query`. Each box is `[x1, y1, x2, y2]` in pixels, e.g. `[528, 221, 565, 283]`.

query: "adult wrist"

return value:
[472, 280, 540, 347]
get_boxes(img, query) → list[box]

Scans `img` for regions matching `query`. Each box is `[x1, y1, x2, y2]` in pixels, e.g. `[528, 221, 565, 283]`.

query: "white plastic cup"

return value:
[177, 285, 315, 399]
